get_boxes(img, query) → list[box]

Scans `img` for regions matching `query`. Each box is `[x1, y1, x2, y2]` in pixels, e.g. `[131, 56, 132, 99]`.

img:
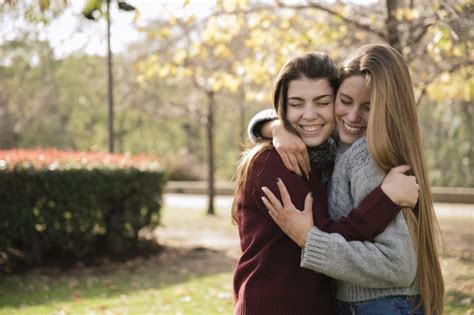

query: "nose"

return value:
[302, 105, 319, 120]
[346, 107, 361, 123]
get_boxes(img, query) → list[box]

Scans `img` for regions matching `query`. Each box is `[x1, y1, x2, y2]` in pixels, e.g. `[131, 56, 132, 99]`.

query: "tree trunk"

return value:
[106, 0, 115, 153]
[386, 0, 402, 52]
[117, 116, 126, 152]
[0, 93, 18, 149]
[182, 122, 194, 154]
[462, 101, 473, 185]
[206, 91, 216, 215]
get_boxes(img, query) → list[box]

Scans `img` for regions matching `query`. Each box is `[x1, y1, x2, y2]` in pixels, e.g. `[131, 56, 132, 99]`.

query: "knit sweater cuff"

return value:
[247, 109, 277, 142]
[300, 227, 330, 272]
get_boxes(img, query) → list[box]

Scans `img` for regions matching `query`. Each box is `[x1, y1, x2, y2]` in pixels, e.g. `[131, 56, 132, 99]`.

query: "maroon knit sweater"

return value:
[233, 148, 400, 315]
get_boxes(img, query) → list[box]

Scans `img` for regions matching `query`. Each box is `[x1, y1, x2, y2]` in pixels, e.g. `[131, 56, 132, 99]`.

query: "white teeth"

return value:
[301, 125, 323, 132]
[343, 121, 362, 132]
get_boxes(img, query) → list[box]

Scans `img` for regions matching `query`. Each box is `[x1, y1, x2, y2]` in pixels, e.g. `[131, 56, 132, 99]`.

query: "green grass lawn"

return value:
[0, 269, 233, 315]
[0, 203, 472, 314]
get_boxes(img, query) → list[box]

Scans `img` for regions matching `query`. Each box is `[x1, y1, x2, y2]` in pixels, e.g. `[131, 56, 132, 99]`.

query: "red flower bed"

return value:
[0, 148, 161, 171]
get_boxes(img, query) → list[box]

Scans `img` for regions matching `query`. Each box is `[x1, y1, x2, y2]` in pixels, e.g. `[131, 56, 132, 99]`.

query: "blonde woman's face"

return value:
[286, 77, 335, 147]
[335, 75, 371, 145]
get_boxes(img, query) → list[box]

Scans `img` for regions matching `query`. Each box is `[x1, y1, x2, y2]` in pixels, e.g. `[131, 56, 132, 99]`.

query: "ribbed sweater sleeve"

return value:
[314, 186, 400, 241]
[247, 109, 276, 142]
[251, 149, 396, 243]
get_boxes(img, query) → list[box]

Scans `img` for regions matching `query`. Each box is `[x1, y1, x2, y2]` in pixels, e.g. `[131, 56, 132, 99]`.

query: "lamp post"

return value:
[106, 0, 114, 152]
[83, 0, 136, 153]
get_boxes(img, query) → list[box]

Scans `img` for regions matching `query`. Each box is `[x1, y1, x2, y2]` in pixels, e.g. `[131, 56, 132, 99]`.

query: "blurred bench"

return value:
[164, 181, 235, 195]
[430, 187, 474, 204]
[164, 181, 474, 203]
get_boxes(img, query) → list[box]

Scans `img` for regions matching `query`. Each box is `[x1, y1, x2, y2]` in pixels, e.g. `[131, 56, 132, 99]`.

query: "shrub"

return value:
[0, 149, 166, 265]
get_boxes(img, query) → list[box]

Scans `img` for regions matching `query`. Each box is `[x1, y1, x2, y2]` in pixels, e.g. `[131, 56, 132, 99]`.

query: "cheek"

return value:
[361, 112, 369, 125]
[285, 107, 298, 123]
[334, 101, 345, 121]
[321, 106, 335, 123]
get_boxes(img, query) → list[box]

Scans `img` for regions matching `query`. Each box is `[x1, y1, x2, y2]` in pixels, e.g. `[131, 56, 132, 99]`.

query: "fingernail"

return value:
[310, 192, 314, 198]
[276, 177, 280, 183]
[261, 186, 267, 192]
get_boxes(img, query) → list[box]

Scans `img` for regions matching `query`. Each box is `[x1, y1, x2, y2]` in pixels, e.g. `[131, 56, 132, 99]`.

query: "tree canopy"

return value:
[1, 0, 472, 187]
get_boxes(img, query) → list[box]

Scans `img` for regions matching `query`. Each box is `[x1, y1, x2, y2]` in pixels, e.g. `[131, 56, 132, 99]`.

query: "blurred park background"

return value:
[0, 0, 472, 314]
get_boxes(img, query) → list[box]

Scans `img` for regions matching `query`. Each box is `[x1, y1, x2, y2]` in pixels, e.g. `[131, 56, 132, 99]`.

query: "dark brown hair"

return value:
[232, 52, 338, 224]
[273, 52, 338, 130]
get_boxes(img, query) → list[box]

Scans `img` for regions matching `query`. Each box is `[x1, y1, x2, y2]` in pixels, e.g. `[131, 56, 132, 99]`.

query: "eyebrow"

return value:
[339, 93, 370, 104]
[287, 94, 333, 101]
[339, 93, 353, 100]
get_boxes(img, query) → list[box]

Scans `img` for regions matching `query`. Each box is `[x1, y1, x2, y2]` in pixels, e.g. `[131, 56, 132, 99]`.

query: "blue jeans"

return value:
[337, 295, 424, 315]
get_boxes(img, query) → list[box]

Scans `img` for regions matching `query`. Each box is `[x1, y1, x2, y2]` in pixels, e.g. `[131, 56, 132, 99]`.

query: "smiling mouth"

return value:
[342, 121, 365, 134]
[300, 124, 324, 133]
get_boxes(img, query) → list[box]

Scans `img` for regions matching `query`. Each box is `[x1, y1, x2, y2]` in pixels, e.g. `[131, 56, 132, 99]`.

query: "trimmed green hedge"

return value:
[0, 168, 166, 264]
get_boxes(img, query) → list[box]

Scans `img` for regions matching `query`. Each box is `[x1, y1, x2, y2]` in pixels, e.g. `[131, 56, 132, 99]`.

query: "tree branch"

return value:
[207, 1, 387, 40]
[415, 86, 427, 107]
[406, 16, 437, 62]
[275, 0, 387, 39]
[415, 60, 473, 106]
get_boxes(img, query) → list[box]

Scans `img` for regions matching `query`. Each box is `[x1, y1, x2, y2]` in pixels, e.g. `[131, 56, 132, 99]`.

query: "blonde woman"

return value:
[251, 44, 444, 314]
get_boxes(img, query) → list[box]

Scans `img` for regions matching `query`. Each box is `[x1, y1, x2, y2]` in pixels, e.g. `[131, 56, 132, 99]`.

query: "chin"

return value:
[303, 138, 326, 147]
[339, 133, 359, 146]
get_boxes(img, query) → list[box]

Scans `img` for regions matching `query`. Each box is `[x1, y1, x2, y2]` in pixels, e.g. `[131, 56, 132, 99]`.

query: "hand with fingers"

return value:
[271, 120, 310, 179]
[381, 165, 419, 208]
[261, 178, 314, 248]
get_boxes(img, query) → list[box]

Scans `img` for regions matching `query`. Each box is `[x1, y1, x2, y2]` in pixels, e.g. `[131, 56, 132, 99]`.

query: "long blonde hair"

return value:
[231, 52, 338, 224]
[340, 44, 444, 314]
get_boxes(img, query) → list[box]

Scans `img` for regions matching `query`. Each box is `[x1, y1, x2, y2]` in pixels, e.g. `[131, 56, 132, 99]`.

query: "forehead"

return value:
[338, 75, 371, 96]
[287, 77, 333, 97]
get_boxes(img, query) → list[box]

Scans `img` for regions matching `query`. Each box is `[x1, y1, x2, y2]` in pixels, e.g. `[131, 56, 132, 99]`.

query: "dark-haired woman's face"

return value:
[286, 77, 335, 147]
[335, 75, 371, 145]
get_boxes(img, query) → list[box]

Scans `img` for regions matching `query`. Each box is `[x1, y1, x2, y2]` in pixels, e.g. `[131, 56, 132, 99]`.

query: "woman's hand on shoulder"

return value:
[381, 165, 419, 208]
[261, 178, 314, 248]
[271, 120, 310, 179]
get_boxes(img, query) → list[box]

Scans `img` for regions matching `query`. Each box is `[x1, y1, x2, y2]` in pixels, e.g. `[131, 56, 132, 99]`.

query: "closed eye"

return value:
[288, 102, 303, 107]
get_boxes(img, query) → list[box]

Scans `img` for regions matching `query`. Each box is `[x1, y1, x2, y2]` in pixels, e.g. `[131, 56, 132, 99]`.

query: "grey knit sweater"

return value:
[248, 109, 419, 302]
[302, 138, 419, 302]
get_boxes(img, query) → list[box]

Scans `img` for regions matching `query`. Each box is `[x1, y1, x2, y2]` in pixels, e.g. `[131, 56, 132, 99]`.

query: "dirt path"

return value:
[161, 194, 474, 260]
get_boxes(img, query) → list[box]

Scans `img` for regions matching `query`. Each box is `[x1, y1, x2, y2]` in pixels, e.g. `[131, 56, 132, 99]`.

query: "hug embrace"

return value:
[232, 44, 444, 315]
